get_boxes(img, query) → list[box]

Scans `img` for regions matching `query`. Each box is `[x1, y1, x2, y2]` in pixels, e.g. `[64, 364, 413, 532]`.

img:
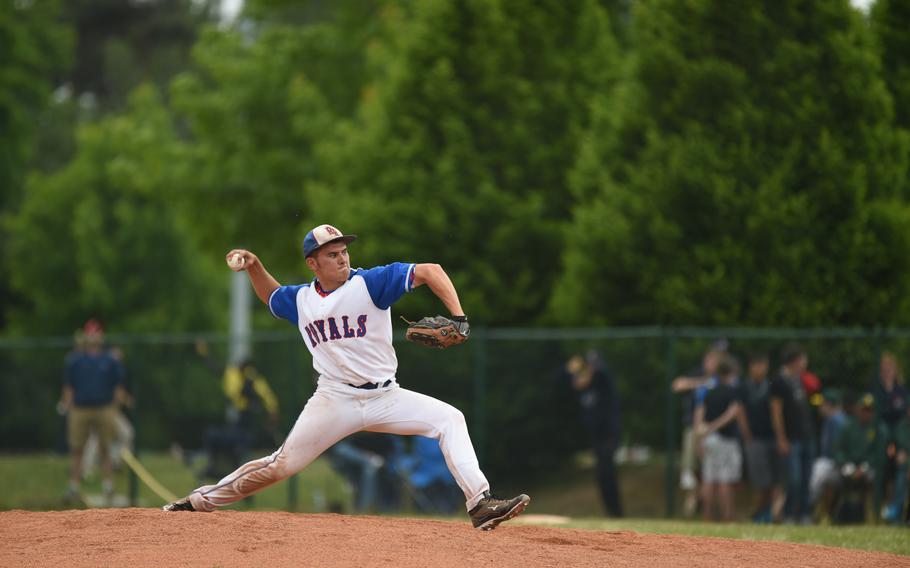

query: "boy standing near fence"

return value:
[694, 354, 743, 522]
[738, 352, 782, 523]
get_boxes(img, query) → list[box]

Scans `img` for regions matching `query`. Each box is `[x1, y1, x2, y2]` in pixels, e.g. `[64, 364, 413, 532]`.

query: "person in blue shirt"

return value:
[808, 389, 848, 521]
[60, 320, 126, 501]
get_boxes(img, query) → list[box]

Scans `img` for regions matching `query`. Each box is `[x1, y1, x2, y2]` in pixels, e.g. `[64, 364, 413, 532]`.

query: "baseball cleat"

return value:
[162, 498, 195, 512]
[468, 491, 530, 530]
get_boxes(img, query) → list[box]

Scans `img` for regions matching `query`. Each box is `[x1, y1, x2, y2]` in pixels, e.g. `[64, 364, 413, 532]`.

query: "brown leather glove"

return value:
[404, 315, 470, 349]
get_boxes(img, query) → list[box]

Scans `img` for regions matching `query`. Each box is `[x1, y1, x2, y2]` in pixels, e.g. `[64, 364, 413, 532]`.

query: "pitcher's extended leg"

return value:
[364, 387, 489, 510]
[188, 389, 360, 511]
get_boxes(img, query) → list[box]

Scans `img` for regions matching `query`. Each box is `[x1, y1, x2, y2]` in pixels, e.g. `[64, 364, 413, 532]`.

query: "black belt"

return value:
[347, 379, 392, 390]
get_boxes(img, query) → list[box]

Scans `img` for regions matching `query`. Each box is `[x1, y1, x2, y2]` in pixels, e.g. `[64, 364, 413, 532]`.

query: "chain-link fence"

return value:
[1, 327, 904, 516]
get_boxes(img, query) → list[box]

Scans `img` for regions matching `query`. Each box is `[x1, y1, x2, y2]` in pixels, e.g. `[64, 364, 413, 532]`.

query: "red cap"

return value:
[800, 370, 821, 396]
[83, 319, 104, 334]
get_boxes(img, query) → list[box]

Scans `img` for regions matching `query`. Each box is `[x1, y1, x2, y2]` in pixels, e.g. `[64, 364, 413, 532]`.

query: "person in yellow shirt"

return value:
[195, 340, 281, 452]
[222, 360, 280, 434]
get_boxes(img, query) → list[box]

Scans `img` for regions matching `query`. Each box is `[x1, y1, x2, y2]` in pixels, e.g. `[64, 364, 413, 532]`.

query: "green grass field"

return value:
[0, 451, 352, 512]
[524, 460, 910, 557]
[558, 518, 910, 557]
[1, 452, 907, 557]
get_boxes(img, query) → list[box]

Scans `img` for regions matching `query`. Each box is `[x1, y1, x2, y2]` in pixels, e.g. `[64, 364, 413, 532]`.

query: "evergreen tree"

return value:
[168, 29, 338, 278]
[554, 0, 910, 326]
[312, 0, 621, 324]
[166, 2, 390, 280]
[243, 0, 387, 117]
[871, 0, 910, 130]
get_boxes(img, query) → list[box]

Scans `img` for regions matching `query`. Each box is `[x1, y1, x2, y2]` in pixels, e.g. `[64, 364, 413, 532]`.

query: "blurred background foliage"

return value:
[4, 0, 910, 335]
[3, 0, 910, 469]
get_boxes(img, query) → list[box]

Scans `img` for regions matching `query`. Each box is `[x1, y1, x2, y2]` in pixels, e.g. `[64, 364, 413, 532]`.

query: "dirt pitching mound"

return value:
[1, 509, 907, 568]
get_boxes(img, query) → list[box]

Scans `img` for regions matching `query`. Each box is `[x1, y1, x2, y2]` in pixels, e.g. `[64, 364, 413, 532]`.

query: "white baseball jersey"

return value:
[186, 258, 492, 514]
[268, 262, 416, 386]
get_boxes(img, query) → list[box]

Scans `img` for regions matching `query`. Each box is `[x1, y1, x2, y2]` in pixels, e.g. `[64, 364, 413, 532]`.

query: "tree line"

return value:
[4, 0, 910, 337]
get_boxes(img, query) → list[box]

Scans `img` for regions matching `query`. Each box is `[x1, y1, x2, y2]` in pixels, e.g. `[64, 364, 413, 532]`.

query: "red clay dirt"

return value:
[1, 509, 907, 568]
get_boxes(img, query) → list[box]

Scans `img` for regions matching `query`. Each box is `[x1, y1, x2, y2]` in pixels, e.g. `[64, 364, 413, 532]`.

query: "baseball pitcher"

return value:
[163, 224, 530, 530]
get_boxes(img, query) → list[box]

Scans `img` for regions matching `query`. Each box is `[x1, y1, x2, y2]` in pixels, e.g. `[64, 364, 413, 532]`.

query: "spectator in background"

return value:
[800, 364, 822, 488]
[874, 352, 907, 430]
[672, 340, 726, 517]
[770, 343, 814, 524]
[195, 340, 281, 447]
[82, 345, 134, 479]
[192, 340, 281, 481]
[55, 328, 87, 455]
[800, 369, 823, 403]
[737, 352, 781, 524]
[329, 433, 403, 513]
[394, 436, 462, 514]
[566, 350, 623, 517]
[832, 393, 888, 524]
[809, 389, 848, 521]
[874, 351, 907, 520]
[883, 399, 909, 524]
[59, 319, 126, 503]
[694, 353, 743, 522]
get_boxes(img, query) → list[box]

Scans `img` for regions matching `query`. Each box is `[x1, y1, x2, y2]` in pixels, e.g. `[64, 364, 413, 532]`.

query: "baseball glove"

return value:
[403, 315, 470, 349]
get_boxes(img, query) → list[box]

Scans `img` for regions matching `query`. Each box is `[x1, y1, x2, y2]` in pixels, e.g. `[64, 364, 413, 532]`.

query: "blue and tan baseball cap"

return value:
[303, 224, 358, 257]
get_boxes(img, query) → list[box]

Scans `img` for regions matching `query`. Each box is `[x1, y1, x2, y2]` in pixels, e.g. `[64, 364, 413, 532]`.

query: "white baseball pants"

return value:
[188, 379, 490, 512]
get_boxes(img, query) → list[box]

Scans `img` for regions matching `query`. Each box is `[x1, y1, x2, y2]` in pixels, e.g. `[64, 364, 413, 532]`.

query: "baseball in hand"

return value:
[228, 253, 246, 271]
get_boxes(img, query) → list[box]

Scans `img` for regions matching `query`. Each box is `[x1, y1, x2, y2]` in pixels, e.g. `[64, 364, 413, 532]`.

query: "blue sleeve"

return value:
[268, 285, 306, 325]
[358, 263, 416, 310]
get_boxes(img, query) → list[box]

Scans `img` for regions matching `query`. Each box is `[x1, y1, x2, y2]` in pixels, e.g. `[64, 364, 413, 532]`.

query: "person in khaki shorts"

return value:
[694, 354, 744, 522]
[60, 320, 125, 502]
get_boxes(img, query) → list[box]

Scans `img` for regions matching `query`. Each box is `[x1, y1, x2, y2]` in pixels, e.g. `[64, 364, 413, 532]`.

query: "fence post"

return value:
[473, 327, 488, 464]
[664, 329, 678, 518]
[128, 341, 140, 507]
[288, 335, 300, 513]
[871, 328, 883, 524]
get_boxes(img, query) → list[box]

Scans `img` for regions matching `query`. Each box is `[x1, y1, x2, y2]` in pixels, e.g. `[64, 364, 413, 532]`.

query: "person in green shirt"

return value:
[883, 404, 909, 524]
[832, 393, 888, 523]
